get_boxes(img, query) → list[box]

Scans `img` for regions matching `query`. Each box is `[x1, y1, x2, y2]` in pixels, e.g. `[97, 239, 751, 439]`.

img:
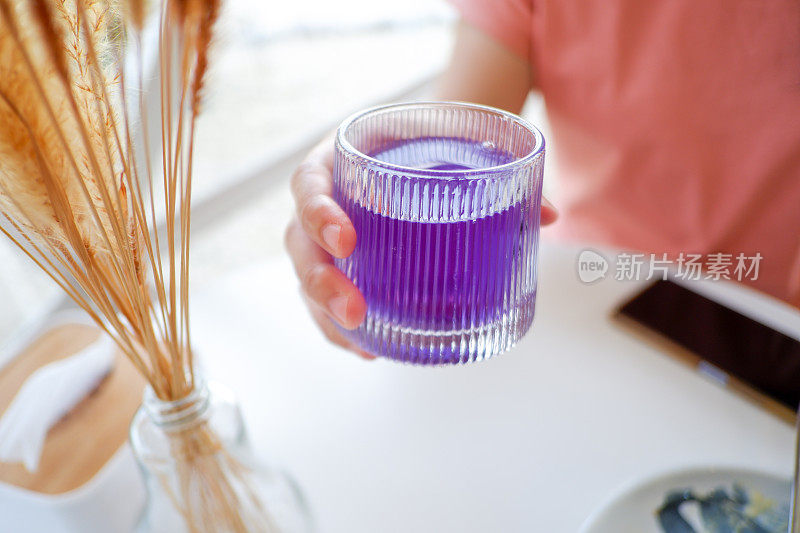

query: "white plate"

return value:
[580, 466, 790, 533]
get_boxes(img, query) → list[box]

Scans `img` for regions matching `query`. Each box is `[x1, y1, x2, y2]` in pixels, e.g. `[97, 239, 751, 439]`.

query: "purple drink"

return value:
[334, 103, 544, 364]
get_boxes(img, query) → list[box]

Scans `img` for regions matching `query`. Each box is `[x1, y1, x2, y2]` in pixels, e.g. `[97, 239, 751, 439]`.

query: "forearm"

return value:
[433, 21, 532, 114]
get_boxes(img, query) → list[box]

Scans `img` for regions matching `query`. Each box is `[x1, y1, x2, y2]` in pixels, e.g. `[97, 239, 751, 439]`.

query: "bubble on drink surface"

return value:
[481, 140, 497, 151]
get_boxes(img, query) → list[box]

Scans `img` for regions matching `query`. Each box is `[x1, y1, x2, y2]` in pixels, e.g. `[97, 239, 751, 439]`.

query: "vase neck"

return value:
[143, 380, 210, 427]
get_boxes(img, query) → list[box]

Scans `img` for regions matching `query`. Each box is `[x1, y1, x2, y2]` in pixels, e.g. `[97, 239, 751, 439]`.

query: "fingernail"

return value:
[322, 224, 341, 252]
[328, 295, 349, 325]
[359, 350, 377, 360]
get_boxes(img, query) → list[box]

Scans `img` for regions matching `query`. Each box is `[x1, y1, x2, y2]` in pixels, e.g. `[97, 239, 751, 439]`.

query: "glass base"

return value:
[344, 299, 536, 365]
[134, 466, 310, 533]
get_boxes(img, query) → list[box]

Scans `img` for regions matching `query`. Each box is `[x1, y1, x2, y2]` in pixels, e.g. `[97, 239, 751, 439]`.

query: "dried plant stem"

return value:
[159, 421, 278, 533]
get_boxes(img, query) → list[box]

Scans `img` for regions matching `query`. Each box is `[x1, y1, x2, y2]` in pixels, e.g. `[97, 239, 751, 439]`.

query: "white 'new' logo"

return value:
[577, 249, 608, 284]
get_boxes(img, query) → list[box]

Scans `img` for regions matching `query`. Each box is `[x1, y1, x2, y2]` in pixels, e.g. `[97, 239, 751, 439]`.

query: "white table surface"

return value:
[190, 240, 799, 533]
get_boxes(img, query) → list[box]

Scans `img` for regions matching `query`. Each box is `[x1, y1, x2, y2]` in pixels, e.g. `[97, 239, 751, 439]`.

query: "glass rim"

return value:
[336, 101, 545, 178]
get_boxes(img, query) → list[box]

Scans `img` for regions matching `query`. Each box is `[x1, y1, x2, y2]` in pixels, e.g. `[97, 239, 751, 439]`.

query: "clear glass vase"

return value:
[129, 380, 312, 533]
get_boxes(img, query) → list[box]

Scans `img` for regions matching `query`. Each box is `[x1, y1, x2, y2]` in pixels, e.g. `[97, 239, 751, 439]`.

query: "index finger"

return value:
[290, 134, 357, 259]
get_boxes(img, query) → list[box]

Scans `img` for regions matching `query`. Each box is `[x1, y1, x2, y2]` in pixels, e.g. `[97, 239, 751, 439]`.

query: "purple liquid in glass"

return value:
[334, 136, 540, 364]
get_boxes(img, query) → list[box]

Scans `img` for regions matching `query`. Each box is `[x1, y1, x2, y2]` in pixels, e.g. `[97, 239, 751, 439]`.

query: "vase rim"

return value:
[142, 379, 210, 427]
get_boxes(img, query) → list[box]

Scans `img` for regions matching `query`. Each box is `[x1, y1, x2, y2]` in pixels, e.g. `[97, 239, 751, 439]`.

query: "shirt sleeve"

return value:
[448, 0, 533, 60]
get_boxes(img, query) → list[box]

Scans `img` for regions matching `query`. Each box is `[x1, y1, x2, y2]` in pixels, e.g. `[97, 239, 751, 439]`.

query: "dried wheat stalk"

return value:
[0, 1, 276, 531]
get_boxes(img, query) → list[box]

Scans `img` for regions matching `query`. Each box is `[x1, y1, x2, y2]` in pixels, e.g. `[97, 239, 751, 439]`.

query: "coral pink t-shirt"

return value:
[451, 0, 800, 306]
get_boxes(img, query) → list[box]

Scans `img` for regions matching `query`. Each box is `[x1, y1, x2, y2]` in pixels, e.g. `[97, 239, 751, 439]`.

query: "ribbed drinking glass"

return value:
[333, 102, 545, 364]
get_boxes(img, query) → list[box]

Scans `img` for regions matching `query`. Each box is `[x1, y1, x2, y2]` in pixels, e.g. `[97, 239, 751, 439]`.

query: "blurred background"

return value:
[0, 0, 554, 341]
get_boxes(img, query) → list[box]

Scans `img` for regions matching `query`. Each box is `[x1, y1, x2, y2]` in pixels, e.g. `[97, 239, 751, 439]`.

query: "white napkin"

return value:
[0, 335, 115, 472]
